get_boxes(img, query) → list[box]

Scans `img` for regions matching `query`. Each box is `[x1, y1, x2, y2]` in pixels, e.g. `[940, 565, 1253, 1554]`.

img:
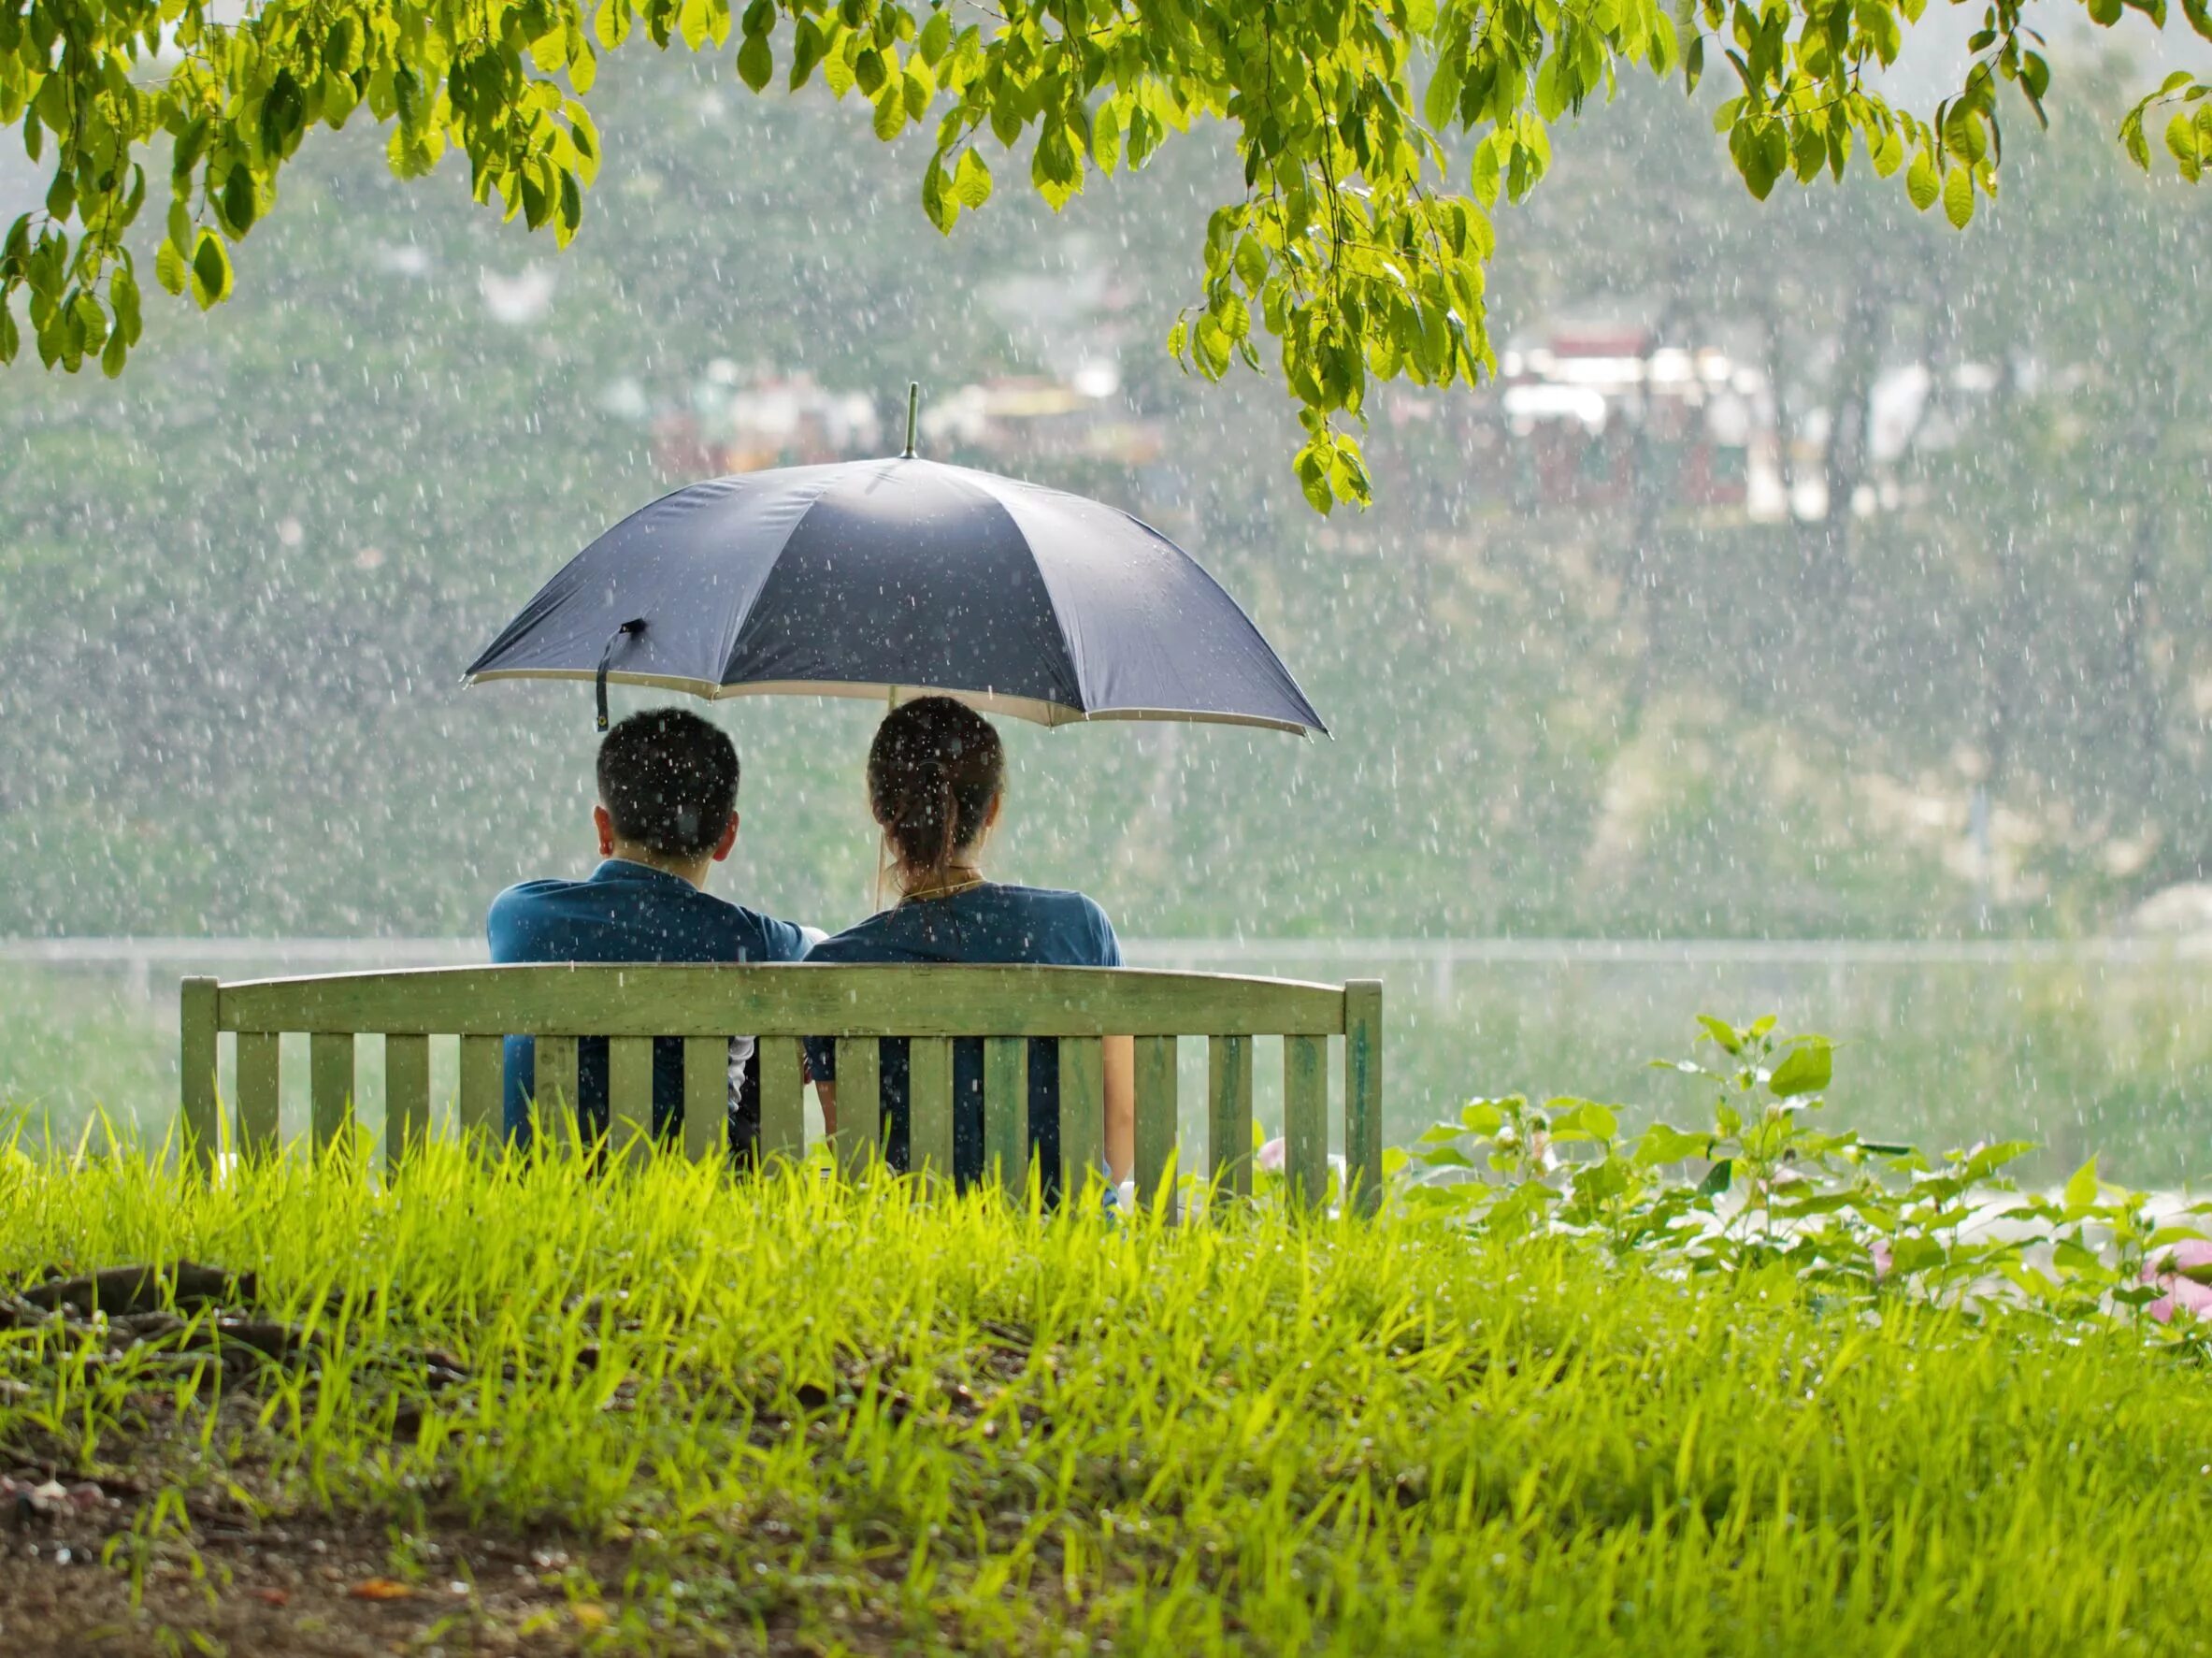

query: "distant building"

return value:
[1389, 318, 2005, 524]
[1484, 324, 1780, 518]
[648, 366, 881, 476]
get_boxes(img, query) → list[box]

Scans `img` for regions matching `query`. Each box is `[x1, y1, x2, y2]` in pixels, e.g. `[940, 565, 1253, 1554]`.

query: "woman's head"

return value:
[869, 695, 1006, 893]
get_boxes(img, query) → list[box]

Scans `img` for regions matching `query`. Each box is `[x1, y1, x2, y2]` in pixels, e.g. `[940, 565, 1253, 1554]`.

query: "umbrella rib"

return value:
[711, 468, 859, 688]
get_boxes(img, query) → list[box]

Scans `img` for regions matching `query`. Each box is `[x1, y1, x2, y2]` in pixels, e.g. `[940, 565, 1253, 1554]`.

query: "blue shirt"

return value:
[486, 858, 813, 1146]
[802, 883, 1122, 1192]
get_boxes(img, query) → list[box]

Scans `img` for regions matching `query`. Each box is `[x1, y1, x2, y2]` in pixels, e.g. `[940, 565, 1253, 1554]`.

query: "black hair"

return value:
[869, 696, 1006, 891]
[596, 707, 740, 859]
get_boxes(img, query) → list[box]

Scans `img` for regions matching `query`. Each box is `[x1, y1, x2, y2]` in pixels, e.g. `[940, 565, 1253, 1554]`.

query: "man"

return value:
[487, 707, 818, 1153]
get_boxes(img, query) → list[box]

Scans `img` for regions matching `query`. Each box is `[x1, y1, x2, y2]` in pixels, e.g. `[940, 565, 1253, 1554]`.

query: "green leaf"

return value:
[0, 302, 17, 365]
[154, 238, 189, 297]
[1696, 1016, 1743, 1054]
[1233, 233, 1268, 292]
[921, 155, 953, 231]
[1887, 1235, 1944, 1276]
[2063, 1156, 2100, 1209]
[2167, 109, 2202, 166]
[109, 267, 141, 344]
[1469, 133, 1503, 209]
[189, 230, 231, 310]
[952, 147, 993, 209]
[917, 7, 951, 66]
[1635, 1123, 1712, 1165]
[1460, 1099, 1506, 1136]
[1942, 164, 1974, 227]
[1546, 1098, 1618, 1141]
[1193, 312, 1232, 378]
[1906, 148, 1940, 209]
[1294, 441, 1334, 513]
[2124, 108, 2152, 169]
[221, 163, 257, 235]
[872, 83, 906, 140]
[1768, 1039, 1832, 1098]
[737, 32, 773, 91]
[1696, 1159, 1733, 1197]
[1423, 55, 1462, 131]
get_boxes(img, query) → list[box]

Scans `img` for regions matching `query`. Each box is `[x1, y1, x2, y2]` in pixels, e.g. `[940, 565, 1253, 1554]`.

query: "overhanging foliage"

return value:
[3, 0, 2207, 507]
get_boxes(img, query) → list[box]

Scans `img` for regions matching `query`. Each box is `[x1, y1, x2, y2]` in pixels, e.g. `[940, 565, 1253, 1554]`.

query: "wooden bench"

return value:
[179, 966, 1385, 1214]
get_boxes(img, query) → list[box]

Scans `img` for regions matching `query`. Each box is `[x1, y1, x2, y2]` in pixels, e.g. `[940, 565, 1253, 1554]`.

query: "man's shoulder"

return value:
[708, 896, 815, 961]
[486, 878, 582, 930]
[490, 876, 582, 908]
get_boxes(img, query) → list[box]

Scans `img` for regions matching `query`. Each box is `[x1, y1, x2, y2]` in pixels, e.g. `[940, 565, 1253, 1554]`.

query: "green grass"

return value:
[3, 1141, 2210, 1654]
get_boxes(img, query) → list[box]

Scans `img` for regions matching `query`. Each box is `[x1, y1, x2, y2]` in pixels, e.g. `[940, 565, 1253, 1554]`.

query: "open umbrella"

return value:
[463, 392, 1324, 735]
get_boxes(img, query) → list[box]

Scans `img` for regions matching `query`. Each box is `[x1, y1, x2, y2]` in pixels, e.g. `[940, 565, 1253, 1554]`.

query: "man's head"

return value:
[594, 708, 740, 878]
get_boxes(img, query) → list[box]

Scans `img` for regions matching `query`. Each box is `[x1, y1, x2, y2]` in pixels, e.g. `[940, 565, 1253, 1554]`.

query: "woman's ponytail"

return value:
[869, 696, 1006, 896]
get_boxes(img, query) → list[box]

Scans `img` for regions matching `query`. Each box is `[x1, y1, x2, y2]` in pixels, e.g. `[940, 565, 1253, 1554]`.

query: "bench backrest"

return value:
[180, 965, 1385, 1214]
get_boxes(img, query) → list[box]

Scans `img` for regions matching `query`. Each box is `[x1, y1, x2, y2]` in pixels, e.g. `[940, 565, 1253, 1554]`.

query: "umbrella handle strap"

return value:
[596, 618, 648, 732]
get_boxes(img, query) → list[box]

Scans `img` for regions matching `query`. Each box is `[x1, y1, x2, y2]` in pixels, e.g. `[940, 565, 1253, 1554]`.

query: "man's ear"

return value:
[593, 803, 616, 858]
[711, 811, 740, 863]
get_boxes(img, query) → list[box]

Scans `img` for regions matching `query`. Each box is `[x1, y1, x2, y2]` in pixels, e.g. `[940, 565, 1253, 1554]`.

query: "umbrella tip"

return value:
[902, 382, 919, 459]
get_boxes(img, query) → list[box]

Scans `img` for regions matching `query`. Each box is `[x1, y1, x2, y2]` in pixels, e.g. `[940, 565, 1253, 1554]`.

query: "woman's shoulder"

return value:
[803, 909, 901, 961]
[990, 883, 1109, 918]
[987, 885, 1121, 962]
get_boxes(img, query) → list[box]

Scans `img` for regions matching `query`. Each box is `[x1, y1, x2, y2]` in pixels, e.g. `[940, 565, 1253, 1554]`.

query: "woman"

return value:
[804, 696, 1135, 1195]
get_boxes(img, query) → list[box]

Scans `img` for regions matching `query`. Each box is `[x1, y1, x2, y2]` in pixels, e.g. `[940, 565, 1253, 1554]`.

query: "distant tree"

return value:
[3, 0, 2207, 506]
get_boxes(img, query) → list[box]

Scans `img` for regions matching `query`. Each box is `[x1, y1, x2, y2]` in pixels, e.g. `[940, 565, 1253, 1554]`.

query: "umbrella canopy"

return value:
[462, 455, 1325, 735]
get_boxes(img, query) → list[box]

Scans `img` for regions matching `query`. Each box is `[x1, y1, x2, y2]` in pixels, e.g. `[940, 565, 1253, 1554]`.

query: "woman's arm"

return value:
[1102, 1034, 1135, 1187]
[813, 1080, 838, 1140]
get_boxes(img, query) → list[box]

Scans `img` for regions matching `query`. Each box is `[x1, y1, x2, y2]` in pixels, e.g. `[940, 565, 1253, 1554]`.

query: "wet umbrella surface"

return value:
[463, 454, 1326, 736]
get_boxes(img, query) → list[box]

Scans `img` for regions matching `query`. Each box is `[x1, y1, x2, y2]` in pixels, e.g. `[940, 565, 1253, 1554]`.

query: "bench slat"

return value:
[456, 1034, 500, 1152]
[1344, 981, 1385, 1218]
[1057, 1037, 1104, 1202]
[682, 1037, 725, 1164]
[180, 977, 219, 1174]
[908, 1037, 954, 1183]
[534, 1035, 580, 1157]
[312, 1032, 356, 1151]
[759, 1037, 806, 1163]
[608, 1036, 654, 1166]
[832, 1039, 882, 1176]
[1208, 1035, 1254, 1202]
[386, 1032, 430, 1167]
[1285, 1034, 1328, 1210]
[983, 1037, 1027, 1193]
[236, 1031, 280, 1161]
[1133, 1035, 1177, 1220]
[217, 965, 1348, 1038]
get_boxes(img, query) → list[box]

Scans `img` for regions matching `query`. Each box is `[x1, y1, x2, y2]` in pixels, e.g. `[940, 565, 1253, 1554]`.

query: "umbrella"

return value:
[462, 392, 1324, 736]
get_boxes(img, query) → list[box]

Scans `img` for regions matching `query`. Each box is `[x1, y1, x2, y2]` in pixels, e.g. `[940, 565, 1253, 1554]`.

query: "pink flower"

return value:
[1869, 1238, 1893, 1281]
[1257, 1136, 1286, 1174]
[2143, 1238, 2212, 1325]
